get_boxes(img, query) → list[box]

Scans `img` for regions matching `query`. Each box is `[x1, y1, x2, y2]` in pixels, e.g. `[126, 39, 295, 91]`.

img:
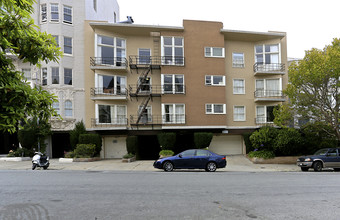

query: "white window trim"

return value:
[205, 104, 226, 114]
[50, 3, 59, 23]
[95, 73, 127, 95]
[254, 44, 281, 64]
[64, 100, 73, 117]
[233, 79, 245, 94]
[161, 74, 185, 94]
[95, 104, 127, 125]
[62, 5, 73, 25]
[233, 106, 246, 121]
[161, 36, 184, 65]
[204, 47, 225, 58]
[161, 103, 186, 124]
[63, 36, 73, 56]
[256, 105, 276, 123]
[205, 75, 225, 86]
[40, 4, 47, 23]
[232, 52, 245, 68]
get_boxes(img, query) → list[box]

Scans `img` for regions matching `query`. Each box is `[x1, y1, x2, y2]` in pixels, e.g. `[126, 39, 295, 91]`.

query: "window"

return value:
[42, 68, 47, 85]
[53, 102, 60, 115]
[64, 100, 72, 117]
[206, 104, 226, 114]
[50, 4, 59, 22]
[96, 74, 126, 95]
[64, 68, 72, 85]
[97, 104, 127, 124]
[22, 69, 31, 80]
[52, 35, 59, 47]
[116, 38, 126, 66]
[162, 104, 185, 124]
[233, 79, 245, 94]
[51, 67, 59, 84]
[205, 75, 225, 86]
[138, 77, 151, 93]
[97, 35, 126, 66]
[205, 47, 224, 58]
[234, 106, 246, 121]
[196, 150, 211, 156]
[138, 48, 151, 64]
[162, 74, 184, 94]
[256, 106, 275, 123]
[255, 44, 279, 64]
[233, 53, 244, 68]
[138, 106, 152, 123]
[63, 5, 72, 24]
[162, 37, 184, 65]
[64, 37, 72, 55]
[255, 79, 281, 97]
[41, 4, 47, 22]
[181, 150, 196, 157]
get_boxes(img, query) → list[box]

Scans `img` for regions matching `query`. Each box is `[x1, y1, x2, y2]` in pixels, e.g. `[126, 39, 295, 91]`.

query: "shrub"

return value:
[248, 150, 275, 159]
[157, 133, 176, 150]
[73, 144, 96, 158]
[249, 126, 279, 151]
[243, 132, 253, 153]
[126, 136, 138, 155]
[122, 153, 135, 159]
[194, 132, 213, 149]
[64, 151, 75, 158]
[69, 120, 86, 150]
[79, 133, 102, 156]
[159, 150, 174, 157]
[7, 148, 33, 157]
[274, 128, 303, 156]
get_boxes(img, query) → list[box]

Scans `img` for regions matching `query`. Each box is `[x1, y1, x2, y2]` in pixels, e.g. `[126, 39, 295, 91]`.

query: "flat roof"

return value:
[221, 29, 286, 41]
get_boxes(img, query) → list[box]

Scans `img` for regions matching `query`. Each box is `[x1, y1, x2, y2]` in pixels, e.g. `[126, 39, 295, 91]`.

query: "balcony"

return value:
[90, 57, 128, 70]
[90, 87, 127, 100]
[128, 85, 185, 97]
[253, 63, 285, 75]
[129, 56, 185, 69]
[254, 90, 286, 102]
[130, 115, 186, 126]
[255, 117, 275, 125]
[91, 118, 128, 129]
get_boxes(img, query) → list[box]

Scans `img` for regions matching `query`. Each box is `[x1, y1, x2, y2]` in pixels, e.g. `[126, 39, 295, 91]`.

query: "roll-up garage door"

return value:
[209, 135, 243, 155]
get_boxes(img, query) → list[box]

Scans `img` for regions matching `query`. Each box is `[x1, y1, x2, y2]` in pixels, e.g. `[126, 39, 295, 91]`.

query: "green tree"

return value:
[285, 38, 340, 140]
[0, 0, 62, 133]
[69, 120, 87, 150]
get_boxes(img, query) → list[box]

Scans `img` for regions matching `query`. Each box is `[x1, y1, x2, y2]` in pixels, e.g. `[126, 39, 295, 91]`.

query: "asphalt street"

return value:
[0, 170, 340, 220]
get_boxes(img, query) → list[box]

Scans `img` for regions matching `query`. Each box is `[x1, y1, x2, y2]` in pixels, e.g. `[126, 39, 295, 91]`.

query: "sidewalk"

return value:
[0, 155, 299, 172]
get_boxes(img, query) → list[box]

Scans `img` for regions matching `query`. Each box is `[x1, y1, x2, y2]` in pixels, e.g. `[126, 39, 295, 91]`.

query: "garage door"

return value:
[102, 136, 127, 159]
[209, 135, 243, 155]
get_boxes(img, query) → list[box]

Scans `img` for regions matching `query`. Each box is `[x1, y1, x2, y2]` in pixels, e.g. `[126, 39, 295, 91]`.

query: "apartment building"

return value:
[4, 0, 120, 157]
[84, 19, 288, 159]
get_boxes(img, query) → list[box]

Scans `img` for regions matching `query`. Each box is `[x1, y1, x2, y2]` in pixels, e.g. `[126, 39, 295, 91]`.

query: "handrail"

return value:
[253, 63, 285, 72]
[90, 57, 127, 67]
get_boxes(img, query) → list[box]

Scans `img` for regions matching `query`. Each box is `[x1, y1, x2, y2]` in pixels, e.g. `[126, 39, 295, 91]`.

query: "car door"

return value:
[335, 149, 340, 168]
[194, 150, 211, 168]
[172, 150, 196, 168]
[324, 148, 338, 167]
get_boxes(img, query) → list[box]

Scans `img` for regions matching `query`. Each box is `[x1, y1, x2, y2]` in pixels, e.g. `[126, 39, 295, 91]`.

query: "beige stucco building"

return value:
[84, 19, 288, 159]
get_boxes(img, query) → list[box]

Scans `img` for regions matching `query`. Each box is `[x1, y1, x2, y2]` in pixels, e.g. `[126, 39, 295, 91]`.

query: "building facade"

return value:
[9, 0, 120, 157]
[84, 20, 288, 159]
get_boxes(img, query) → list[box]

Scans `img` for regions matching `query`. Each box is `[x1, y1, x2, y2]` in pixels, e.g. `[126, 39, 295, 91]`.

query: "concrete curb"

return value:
[0, 157, 31, 162]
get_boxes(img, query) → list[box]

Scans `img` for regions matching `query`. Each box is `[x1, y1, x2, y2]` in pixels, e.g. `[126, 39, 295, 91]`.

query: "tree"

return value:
[285, 38, 340, 140]
[0, 0, 62, 133]
[69, 121, 87, 150]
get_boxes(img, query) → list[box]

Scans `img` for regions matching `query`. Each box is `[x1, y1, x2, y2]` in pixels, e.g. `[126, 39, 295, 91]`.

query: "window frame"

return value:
[233, 79, 245, 94]
[95, 104, 127, 125]
[41, 68, 47, 86]
[232, 52, 245, 68]
[204, 47, 225, 58]
[53, 101, 60, 115]
[64, 36, 73, 55]
[64, 100, 73, 117]
[63, 5, 72, 24]
[64, 68, 72, 85]
[22, 68, 31, 80]
[233, 106, 246, 121]
[205, 104, 226, 114]
[205, 75, 225, 86]
[95, 74, 127, 95]
[161, 74, 185, 94]
[162, 103, 185, 124]
[255, 44, 281, 64]
[41, 4, 47, 23]
[50, 3, 59, 22]
[161, 36, 184, 65]
[51, 67, 59, 84]
[256, 105, 276, 123]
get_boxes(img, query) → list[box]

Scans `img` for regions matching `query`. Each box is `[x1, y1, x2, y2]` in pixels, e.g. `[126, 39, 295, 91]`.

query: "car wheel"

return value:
[206, 162, 217, 172]
[32, 164, 36, 170]
[313, 161, 323, 172]
[301, 167, 309, 172]
[163, 161, 173, 172]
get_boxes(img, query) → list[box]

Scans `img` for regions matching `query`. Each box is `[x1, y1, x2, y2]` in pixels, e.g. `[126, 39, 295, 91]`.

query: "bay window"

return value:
[63, 5, 72, 24]
[50, 4, 59, 22]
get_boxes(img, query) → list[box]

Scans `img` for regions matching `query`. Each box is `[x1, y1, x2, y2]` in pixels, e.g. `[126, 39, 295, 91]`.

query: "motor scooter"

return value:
[32, 152, 49, 170]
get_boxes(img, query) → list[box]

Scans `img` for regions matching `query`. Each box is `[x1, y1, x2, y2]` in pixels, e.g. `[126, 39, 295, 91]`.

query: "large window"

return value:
[41, 4, 47, 22]
[234, 106, 246, 121]
[255, 78, 281, 97]
[162, 74, 184, 94]
[206, 104, 226, 114]
[162, 104, 185, 124]
[63, 5, 72, 24]
[232, 53, 244, 68]
[51, 67, 59, 84]
[162, 37, 184, 65]
[97, 104, 127, 124]
[256, 106, 275, 123]
[205, 75, 225, 86]
[97, 35, 126, 66]
[255, 44, 279, 64]
[64, 37, 72, 55]
[96, 74, 126, 95]
[233, 79, 245, 94]
[50, 4, 59, 22]
[64, 68, 72, 85]
[64, 100, 72, 117]
[205, 47, 224, 58]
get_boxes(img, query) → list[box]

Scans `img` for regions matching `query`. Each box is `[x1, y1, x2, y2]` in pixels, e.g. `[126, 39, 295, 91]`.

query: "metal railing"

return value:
[253, 63, 285, 73]
[90, 87, 127, 97]
[90, 57, 128, 67]
[255, 117, 275, 124]
[129, 56, 185, 66]
[128, 85, 185, 96]
[130, 115, 186, 125]
[254, 90, 284, 98]
[91, 118, 128, 127]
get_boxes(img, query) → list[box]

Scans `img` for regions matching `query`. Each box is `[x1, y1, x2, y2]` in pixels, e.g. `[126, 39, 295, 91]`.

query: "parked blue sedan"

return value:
[153, 149, 227, 172]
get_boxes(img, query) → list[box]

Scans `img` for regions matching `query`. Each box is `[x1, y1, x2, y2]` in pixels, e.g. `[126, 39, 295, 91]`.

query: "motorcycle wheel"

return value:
[43, 166, 48, 170]
[32, 164, 37, 170]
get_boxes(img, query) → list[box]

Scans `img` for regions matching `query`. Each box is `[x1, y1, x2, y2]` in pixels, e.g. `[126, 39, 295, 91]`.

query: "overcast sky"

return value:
[118, 0, 340, 59]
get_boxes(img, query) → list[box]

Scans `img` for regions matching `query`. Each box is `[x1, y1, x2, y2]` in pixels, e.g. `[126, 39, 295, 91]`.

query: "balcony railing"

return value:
[253, 63, 285, 74]
[91, 87, 127, 97]
[129, 56, 185, 67]
[128, 85, 185, 96]
[255, 117, 274, 125]
[91, 118, 128, 128]
[130, 115, 186, 125]
[90, 57, 128, 68]
[254, 90, 284, 98]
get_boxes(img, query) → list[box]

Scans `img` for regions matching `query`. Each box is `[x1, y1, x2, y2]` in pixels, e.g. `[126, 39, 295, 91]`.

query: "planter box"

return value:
[248, 156, 299, 164]
[122, 156, 136, 163]
[73, 157, 101, 162]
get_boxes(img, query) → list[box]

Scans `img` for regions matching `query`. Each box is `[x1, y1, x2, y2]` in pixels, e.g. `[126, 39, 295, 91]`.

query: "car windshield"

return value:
[314, 149, 329, 156]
